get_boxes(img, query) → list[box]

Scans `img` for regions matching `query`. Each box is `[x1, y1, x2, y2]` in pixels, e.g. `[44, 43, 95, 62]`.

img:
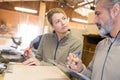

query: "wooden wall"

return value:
[0, 9, 40, 47]
[0, 8, 86, 48]
[0, 2, 98, 48]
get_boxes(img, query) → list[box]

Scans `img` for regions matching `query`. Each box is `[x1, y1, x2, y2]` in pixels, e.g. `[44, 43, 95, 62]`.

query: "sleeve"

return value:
[35, 35, 55, 66]
[81, 57, 94, 79]
[81, 41, 101, 79]
[35, 35, 44, 61]
[70, 38, 83, 58]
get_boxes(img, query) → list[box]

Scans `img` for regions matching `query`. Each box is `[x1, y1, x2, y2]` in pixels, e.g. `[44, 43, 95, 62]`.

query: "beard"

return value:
[97, 19, 114, 38]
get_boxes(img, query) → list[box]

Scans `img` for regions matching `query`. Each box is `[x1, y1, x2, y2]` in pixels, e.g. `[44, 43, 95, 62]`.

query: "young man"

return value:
[67, 0, 120, 80]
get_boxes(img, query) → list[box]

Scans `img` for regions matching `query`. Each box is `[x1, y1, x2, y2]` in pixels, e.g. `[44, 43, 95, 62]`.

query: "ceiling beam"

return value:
[38, 2, 46, 33]
[74, 1, 94, 9]
[0, 0, 55, 2]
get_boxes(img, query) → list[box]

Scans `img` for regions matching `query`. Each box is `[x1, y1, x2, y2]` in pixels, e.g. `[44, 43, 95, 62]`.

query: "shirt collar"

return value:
[53, 29, 71, 41]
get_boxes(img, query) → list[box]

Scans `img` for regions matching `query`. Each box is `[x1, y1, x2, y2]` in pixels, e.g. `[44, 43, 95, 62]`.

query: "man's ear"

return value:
[111, 3, 120, 18]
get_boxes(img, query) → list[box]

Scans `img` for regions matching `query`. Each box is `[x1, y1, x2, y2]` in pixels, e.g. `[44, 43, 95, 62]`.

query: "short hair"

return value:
[46, 8, 66, 25]
[95, 0, 120, 9]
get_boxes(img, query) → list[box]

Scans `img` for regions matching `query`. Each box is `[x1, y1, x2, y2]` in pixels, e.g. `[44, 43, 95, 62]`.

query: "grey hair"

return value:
[95, 0, 120, 9]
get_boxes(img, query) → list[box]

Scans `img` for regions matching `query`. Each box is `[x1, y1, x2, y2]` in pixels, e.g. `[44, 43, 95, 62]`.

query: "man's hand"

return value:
[67, 53, 83, 72]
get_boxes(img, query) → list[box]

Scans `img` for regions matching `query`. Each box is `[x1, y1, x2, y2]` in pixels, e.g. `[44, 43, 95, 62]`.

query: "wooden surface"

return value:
[3, 64, 70, 80]
[82, 35, 104, 66]
[0, 74, 4, 80]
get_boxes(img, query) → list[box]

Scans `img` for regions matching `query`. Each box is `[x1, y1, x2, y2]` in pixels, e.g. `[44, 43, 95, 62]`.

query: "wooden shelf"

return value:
[82, 34, 104, 66]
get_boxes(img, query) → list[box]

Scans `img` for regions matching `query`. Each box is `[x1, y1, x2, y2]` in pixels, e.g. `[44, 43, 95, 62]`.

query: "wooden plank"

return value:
[4, 65, 70, 80]
[38, 2, 46, 34]
[0, 0, 55, 2]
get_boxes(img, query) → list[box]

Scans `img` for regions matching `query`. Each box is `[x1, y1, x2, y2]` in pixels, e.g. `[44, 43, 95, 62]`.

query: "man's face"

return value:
[94, 2, 114, 37]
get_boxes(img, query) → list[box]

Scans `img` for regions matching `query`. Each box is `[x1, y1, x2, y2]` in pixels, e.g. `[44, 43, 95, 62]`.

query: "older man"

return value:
[67, 0, 120, 80]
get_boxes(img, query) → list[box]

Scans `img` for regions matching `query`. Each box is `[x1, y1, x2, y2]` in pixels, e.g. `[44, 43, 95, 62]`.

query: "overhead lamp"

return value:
[14, 7, 37, 14]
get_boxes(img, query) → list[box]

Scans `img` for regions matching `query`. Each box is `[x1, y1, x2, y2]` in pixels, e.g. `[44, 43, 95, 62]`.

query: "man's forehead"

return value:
[95, 2, 103, 11]
[94, 2, 106, 14]
[95, 0, 109, 9]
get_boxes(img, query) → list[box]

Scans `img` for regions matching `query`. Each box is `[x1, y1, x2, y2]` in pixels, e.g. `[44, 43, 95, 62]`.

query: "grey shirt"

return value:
[83, 32, 120, 80]
[36, 30, 83, 65]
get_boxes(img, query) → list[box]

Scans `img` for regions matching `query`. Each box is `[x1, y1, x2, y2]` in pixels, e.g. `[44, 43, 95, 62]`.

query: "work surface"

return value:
[0, 74, 4, 80]
[2, 64, 70, 80]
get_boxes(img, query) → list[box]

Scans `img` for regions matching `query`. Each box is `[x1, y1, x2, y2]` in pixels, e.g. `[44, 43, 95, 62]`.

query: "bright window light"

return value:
[17, 23, 39, 48]
[75, 7, 94, 16]
[78, 0, 94, 6]
[72, 18, 88, 23]
[14, 7, 37, 14]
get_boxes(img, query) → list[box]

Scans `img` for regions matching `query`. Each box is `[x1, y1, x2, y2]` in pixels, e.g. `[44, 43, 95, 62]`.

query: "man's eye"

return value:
[95, 12, 100, 16]
[97, 13, 100, 16]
